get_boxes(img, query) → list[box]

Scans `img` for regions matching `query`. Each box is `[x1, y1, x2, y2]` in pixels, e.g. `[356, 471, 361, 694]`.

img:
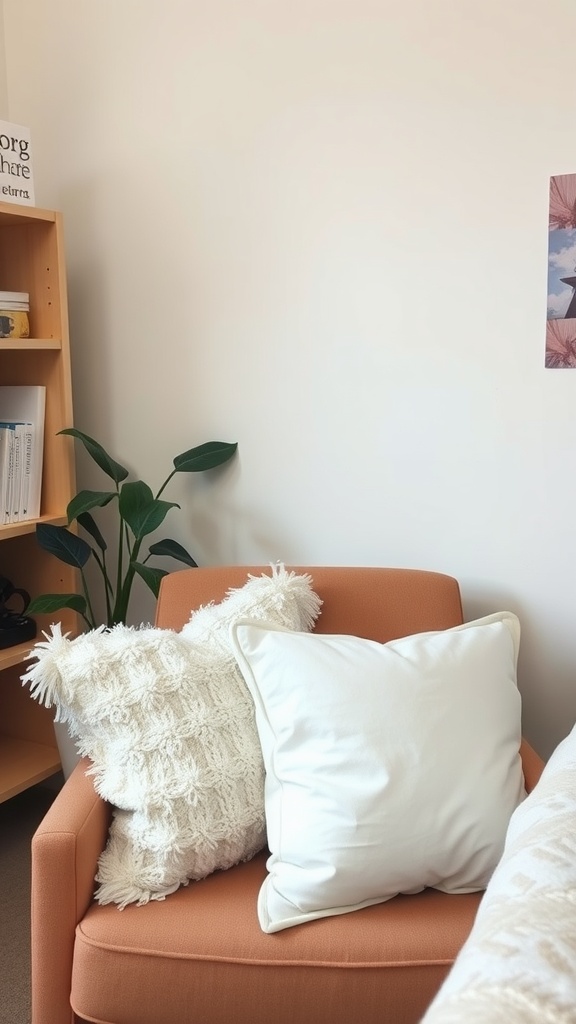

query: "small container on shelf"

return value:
[0, 291, 29, 338]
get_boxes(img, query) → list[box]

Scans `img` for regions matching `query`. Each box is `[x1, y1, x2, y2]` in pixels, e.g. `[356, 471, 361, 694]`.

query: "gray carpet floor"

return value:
[0, 775, 63, 1024]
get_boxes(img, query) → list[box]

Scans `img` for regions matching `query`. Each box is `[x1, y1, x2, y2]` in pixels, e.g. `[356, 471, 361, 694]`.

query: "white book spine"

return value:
[4, 425, 14, 525]
[9, 422, 24, 523]
[0, 426, 9, 526]
[0, 386, 46, 521]
[19, 423, 33, 522]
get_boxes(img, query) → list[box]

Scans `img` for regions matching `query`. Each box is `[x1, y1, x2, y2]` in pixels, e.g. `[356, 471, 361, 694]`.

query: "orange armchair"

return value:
[31, 566, 544, 1024]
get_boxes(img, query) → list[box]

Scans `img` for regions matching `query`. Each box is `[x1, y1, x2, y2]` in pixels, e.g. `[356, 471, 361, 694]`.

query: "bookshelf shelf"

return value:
[0, 512, 67, 541]
[0, 734, 61, 802]
[0, 202, 77, 802]
[0, 639, 38, 672]
[0, 338, 62, 351]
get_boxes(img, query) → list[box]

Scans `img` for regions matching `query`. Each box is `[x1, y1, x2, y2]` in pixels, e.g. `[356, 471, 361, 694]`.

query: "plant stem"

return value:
[93, 549, 113, 625]
[155, 470, 176, 500]
[113, 489, 124, 623]
[113, 534, 143, 624]
[79, 568, 96, 630]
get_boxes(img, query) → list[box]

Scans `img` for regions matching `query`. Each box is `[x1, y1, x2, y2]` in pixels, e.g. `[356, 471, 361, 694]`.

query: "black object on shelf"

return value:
[0, 575, 37, 649]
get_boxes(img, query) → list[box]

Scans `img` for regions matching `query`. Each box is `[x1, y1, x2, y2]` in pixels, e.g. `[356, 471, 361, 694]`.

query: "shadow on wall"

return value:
[461, 583, 573, 762]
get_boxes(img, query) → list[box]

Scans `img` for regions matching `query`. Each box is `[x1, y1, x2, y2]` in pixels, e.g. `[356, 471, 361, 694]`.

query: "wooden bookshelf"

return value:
[0, 735, 61, 801]
[0, 203, 77, 802]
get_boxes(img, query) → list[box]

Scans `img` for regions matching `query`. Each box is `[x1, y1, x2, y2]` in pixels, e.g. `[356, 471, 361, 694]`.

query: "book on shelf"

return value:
[0, 423, 14, 523]
[20, 421, 34, 522]
[0, 386, 46, 523]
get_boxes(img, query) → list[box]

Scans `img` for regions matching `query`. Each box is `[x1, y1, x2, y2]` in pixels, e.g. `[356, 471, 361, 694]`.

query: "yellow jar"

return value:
[0, 291, 29, 338]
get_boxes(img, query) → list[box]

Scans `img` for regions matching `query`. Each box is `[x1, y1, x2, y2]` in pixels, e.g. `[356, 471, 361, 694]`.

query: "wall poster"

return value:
[0, 120, 34, 206]
[546, 173, 576, 368]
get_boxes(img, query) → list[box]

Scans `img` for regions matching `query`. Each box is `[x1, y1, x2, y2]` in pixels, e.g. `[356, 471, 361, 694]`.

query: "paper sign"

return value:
[0, 120, 34, 206]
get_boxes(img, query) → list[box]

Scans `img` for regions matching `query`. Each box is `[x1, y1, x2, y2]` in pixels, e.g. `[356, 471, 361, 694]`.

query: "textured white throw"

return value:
[22, 565, 322, 908]
[420, 724, 576, 1024]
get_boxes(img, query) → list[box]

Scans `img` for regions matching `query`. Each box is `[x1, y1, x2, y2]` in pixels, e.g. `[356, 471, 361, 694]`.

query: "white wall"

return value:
[0, 3, 7, 118]
[3, 0, 576, 758]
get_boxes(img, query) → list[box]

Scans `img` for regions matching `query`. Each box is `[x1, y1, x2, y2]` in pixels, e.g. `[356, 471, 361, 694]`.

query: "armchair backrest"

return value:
[155, 565, 464, 641]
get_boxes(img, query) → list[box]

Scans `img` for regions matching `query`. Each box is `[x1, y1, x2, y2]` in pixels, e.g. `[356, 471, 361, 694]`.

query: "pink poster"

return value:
[546, 173, 576, 367]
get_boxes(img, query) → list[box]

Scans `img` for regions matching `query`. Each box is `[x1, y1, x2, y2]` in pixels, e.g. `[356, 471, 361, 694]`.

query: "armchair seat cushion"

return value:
[71, 850, 482, 1024]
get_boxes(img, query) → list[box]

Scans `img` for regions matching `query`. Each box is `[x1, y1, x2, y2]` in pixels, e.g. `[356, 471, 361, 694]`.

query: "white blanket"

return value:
[420, 724, 576, 1024]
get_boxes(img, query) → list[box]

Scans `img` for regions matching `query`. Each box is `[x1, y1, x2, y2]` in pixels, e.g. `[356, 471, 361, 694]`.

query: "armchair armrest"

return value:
[31, 757, 111, 1024]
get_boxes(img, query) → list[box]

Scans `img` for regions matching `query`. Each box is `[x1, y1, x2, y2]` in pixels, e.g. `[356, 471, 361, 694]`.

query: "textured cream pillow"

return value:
[22, 565, 321, 908]
[231, 612, 526, 933]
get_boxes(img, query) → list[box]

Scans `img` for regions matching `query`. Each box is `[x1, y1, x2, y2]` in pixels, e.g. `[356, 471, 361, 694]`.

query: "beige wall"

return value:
[3, 0, 576, 758]
[0, 3, 7, 118]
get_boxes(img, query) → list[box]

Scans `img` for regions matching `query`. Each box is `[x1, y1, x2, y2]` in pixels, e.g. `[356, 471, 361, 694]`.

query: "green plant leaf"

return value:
[27, 592, 87, 616]
[67, 489, 117, 524]
[132, 562, 168, 599]
[173, 440, 238, 473]
[58, 428, 129, 483]
[34, 431, 237, 627]
[35, 523, 92, 568]
[148, 539, 198, 567]
[119, 481, 179, 540]
[77, 511, 108, 552]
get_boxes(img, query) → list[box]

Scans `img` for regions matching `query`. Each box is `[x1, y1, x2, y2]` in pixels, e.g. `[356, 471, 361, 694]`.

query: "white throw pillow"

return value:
[22, 565, 322, 908]
[231, 612, 526, 933]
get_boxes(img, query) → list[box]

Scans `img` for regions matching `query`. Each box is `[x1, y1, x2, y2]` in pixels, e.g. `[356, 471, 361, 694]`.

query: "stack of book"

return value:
[0, 385, 46, 523]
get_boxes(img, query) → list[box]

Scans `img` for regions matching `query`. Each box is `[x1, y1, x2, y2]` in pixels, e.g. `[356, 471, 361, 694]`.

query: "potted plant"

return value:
[26, 428, 238, 777]
[28, 428, 238, 629]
